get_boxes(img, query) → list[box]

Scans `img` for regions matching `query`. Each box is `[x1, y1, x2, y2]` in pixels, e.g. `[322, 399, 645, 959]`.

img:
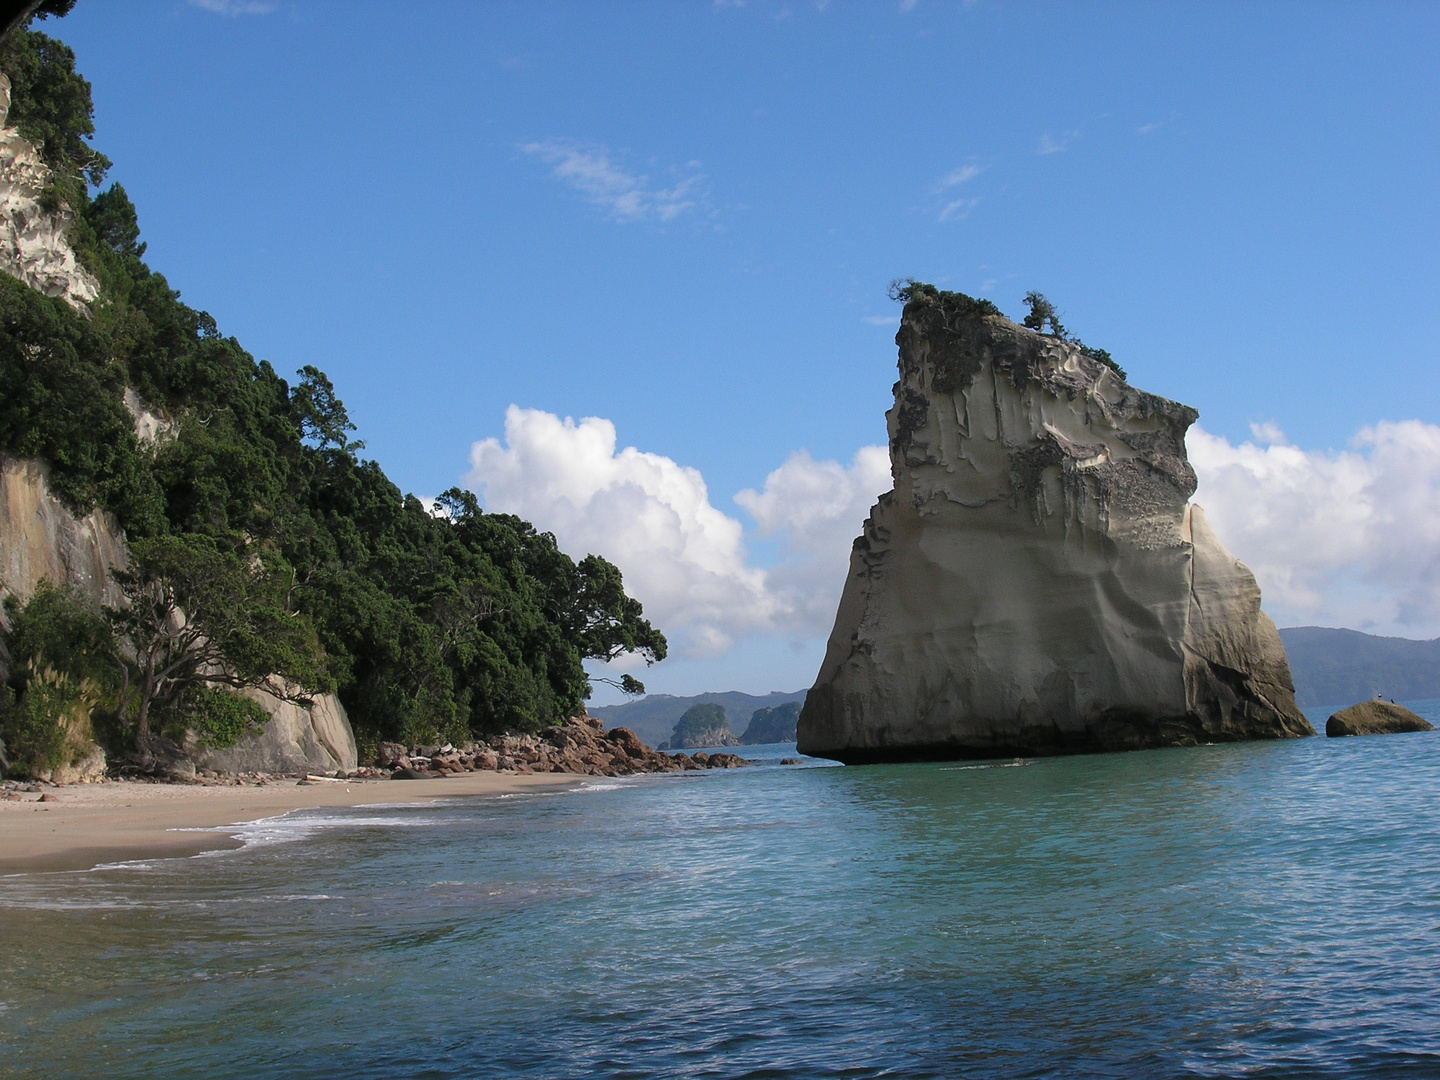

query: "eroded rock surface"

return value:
[0, 455, 127, 639]
[799, 288, 1313, 762]
[0, 74, 100, 313]
[1326, 700, 1434, 738]
[188, 687, 359, 775]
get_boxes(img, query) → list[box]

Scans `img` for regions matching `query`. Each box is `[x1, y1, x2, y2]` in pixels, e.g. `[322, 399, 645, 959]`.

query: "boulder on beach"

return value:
[799, 285, 1313, 763]
[1326, 700, 1434, 738]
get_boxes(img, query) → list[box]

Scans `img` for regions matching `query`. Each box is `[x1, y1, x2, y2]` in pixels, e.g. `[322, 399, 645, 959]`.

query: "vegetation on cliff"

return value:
[738, 701, 800, 744]
[888, 279, 1127, 382]
[660, 703, 738, 750]
[0, 16, 664, 772]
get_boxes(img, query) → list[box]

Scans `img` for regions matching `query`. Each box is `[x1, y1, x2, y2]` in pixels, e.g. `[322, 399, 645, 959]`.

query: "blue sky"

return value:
[51, 1, 1440, 698]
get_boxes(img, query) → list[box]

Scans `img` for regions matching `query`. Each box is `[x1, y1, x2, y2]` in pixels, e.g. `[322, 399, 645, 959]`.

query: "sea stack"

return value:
[798, 285, 1313, 762]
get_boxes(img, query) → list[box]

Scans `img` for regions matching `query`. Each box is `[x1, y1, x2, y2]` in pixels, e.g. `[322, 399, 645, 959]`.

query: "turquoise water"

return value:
[2, 725, 1439, 1079]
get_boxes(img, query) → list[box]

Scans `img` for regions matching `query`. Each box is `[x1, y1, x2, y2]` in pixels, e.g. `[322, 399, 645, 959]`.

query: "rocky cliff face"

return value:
[0, 455, 127, 630]
[798, 289, 1312, 762]
[0, 74, 100, 313]
[0, 82, 354, 775]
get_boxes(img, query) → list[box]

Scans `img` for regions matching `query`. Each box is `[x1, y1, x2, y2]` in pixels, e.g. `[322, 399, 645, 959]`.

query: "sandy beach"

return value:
[0, 772, 582, 874]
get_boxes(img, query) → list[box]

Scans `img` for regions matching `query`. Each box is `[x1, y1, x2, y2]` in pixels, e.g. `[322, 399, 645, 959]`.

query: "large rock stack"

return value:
[799, 287, 1313, 762]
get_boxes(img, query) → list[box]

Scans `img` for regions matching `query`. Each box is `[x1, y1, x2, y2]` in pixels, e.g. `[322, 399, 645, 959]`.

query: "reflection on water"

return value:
[2, 735, 1439, 1079]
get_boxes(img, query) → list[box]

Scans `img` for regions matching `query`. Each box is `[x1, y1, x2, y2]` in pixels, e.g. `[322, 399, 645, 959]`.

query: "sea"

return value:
[1, 703, 1438, 1079]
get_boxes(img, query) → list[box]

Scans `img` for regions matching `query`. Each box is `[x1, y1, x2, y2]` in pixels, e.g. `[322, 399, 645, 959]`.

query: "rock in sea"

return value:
[1326, 700, 1434, 737]
[799, 286, 1314, 763]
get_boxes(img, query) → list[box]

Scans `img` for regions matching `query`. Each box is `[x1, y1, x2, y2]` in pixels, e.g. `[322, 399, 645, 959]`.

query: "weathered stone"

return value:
[377, 742, 407, 768]
[38, 744, 106, 785]
[800, 290, 1313, 763]
[189, 687, 358, 775]
[0, 75, 101, 313]
[1326, 700, 1434, 737]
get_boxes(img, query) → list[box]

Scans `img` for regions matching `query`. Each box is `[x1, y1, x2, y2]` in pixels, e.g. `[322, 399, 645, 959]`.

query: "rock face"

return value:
[799, 288, 1313, 762]
[0, 74, 100, 313]
[0, 455, 128, 648]
[740, 701, 801, 744]
[1326, 700, 1434, 738]
[188, 686, 358, 774]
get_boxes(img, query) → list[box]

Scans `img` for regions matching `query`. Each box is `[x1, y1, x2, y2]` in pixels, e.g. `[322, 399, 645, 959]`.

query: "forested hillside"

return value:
[0, 13, 663, 769]
[1279, 627, 1440, 707]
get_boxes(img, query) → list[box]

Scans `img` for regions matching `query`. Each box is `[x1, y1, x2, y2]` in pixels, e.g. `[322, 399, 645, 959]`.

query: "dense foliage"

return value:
[0, 581, 114, 775]
[0, 22, 664, 768]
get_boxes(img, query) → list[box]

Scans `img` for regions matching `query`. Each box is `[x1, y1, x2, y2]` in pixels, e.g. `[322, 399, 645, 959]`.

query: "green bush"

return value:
[0, 665, 99, 777]
[181, 687, 270, 750]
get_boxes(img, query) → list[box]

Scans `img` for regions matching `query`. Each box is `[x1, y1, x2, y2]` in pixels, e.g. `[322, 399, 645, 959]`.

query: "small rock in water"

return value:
[1326, 700, 1435, 737]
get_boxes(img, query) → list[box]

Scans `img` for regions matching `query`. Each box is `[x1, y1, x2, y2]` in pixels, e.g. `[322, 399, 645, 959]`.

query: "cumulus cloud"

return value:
[736, 447, 892, 634]
[467, 407, 778, 658]
[465, 409, 891, 658]
[520, 140, 703, 223]
[1189, 421, 1440, 636]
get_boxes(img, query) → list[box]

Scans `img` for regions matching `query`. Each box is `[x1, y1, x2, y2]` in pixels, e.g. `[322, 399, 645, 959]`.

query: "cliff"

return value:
[798, 287, 1312, 762]
[0, 77, 355, 777]
[739, 701, 800, 744]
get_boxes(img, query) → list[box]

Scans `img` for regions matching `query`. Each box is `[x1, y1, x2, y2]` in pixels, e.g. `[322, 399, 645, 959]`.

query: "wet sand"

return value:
[0, 772, 581, 874]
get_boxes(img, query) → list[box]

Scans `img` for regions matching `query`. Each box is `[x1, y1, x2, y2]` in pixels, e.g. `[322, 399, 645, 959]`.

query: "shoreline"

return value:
[0, 772, 583, 875]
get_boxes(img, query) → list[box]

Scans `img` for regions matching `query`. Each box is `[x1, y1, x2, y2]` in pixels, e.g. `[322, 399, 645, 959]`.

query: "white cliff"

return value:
[0, 73, 99, 314]
[798, 287, 1312, 762]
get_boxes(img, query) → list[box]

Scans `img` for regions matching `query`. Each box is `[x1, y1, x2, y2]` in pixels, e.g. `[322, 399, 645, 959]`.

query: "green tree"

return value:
[1021, 290, 1127, 380]
[107, 534, 326, 756]
[1022, 291, 1066, 337]
[0, 22, 109, 196]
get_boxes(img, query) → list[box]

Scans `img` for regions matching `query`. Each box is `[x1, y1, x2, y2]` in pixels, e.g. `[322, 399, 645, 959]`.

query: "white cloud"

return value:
[1189, 421, 1440, 636]
[864, 315, 899, 326]
[520, 140, 702, 223]
[186, 0, 275, 13]
[1037, 129, 1080, 154]
[464, 409, 891, 659]
[939, 197, 979, 221]
[466, 407, 779, 658]
[940, 163, 983, 188]
[736, 447, 892, 634]
[934, 162, 983, 221]
[465, 406, 1440, 675]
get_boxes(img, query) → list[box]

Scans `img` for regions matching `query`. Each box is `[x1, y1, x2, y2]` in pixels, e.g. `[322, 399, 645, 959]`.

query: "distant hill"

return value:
[1279, 627, 1440, 707]
[589, 690, 807, 749]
